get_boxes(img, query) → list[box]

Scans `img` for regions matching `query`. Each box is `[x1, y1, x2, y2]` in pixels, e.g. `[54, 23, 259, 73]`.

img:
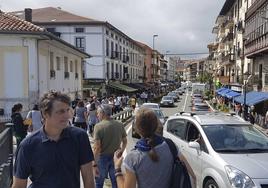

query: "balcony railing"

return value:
[222, 53, 234, 64]
[50, 70, 56, 79]
[64, 72, 70, 79]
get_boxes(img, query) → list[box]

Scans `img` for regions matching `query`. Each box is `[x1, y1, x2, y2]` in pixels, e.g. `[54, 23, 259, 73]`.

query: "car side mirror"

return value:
[164, 116, 168, 120]
[189, 141, 200, 150]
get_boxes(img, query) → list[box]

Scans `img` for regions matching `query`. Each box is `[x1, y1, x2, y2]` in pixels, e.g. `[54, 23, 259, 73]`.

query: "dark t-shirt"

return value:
[14, 126, 94, 188]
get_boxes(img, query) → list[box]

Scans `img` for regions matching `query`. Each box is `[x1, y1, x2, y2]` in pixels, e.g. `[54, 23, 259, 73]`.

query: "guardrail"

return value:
[0, 123, 13, 188]
[112, 108, 133, 126]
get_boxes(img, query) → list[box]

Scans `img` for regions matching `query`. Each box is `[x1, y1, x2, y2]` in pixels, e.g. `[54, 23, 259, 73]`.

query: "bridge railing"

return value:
[0, 123, 13, 188]
[112, 108, 133, 126]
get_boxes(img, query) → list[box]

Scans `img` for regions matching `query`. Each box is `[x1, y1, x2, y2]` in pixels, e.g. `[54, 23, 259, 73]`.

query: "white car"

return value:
[140, 103, 160, 109]
[163, 112, 268, 188]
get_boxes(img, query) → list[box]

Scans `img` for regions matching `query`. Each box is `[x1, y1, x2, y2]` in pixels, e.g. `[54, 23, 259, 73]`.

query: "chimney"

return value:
[24, 8, 32, 22]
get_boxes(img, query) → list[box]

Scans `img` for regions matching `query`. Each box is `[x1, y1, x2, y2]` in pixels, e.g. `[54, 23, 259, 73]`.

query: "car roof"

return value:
[142, 103, 159, 106]
[168, 112, 250, 125]
[194, 102, 208, 106]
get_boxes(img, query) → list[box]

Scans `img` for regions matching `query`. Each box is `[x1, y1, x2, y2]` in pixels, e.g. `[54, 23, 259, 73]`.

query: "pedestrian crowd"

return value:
[11, 90, 195, 188]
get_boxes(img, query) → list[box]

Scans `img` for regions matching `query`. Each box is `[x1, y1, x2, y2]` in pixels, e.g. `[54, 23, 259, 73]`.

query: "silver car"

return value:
[163, 112, 268, 188]
[160, 96, 175, 107]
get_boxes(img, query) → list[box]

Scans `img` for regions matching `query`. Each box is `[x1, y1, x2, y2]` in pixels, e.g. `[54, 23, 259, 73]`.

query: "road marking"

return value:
[183, 90, 189, 111]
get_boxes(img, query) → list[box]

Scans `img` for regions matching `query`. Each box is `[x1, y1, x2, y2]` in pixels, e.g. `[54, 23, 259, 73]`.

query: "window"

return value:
[56, 57, 61, 70]
[64, 57, 68, 72]
[119, 46, 122, 60]
[106, 62, 110, 79]
[111, 41, 114, 57]
[75, 28, 84, 33]
[106, 39, 109, 56]
[75, 60, 78, 73]
[47, 28, 56, 33]
[167, 119, 187, 139]
[75, 37, 85, 52]
[70, 61, 73, 72]
[50, 52, 54, 70]
[186, 122, 208, 153]
[111, 33, 114, 38]
[106, 30, 109, 35]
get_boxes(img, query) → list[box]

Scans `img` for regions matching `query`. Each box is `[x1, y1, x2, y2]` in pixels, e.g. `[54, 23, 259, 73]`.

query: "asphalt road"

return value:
[124, 88, 192, 158]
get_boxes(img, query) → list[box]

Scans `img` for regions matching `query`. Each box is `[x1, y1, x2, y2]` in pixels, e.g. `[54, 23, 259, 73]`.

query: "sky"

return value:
[0, 0, 226, 59]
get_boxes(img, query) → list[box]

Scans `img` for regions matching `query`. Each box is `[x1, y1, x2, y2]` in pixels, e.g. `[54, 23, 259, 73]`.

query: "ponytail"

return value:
[147, 136, 159, 162]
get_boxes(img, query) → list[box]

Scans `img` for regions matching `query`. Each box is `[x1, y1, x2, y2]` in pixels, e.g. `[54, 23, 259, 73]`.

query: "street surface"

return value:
[24, 90, 192, 188]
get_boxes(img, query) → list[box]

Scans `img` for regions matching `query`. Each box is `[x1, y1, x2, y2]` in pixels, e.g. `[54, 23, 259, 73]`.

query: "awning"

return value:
[83, 85, 102, 91]
[234, 91, 268, 106]
[225, 91, 241, 99]
[216, 87, 227, 93]
[218, 88, 231, 96]
[108, 82, 137, 92]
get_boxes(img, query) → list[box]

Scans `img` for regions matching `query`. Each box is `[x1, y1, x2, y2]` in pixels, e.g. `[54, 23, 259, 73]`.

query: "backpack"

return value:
[164, 138, 192, 188]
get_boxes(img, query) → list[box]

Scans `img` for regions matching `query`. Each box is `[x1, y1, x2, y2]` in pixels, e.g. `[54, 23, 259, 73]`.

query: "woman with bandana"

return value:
[113, 108, 195, 188]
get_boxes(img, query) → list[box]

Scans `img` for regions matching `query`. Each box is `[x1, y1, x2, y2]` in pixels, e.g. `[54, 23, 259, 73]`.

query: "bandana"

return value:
[135, 135, 164, 152]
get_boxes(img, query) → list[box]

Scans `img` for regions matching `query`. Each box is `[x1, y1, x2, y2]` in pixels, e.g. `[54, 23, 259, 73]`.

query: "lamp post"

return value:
[243, 72, 251, 120]
[152, 34, 158, 51]
[152, 34, 158, 83]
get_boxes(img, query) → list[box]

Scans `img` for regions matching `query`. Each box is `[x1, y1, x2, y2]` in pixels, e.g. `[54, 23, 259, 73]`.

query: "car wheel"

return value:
[204, 179, 219, 188]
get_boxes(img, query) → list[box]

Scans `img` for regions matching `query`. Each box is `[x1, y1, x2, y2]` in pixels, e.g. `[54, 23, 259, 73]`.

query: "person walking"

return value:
[88, 102, 98, 135]
[113, 108, 196, 188]
[93, 104, 127, 188]
[74, 100, 88, 131]
[12, 91, 95, 188]
[26, 104, 43, 133]
[11, 103, 28, 147]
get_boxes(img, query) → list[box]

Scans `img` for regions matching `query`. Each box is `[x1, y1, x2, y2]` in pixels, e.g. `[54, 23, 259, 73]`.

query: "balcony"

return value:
[244, 22, 268, 57]
[221, 53, 234, 64]
[64, 72, 70, 79]
[222, 32, 233, 43]
[50, 70, 56, 79]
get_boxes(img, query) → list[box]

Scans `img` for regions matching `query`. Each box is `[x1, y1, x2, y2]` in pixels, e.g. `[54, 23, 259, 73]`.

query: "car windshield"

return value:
[163, 96, 173, 100]
[153, 110, 164, 119]
[203, 124, 268, 153]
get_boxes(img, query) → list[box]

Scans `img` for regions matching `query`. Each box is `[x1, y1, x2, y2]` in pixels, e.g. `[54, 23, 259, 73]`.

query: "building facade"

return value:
[0, 11, 89, 115]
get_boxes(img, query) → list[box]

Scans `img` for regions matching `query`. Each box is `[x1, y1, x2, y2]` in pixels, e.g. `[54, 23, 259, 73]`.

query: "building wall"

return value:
[38, 40, 83, 100]
[0, 36, 31, 114]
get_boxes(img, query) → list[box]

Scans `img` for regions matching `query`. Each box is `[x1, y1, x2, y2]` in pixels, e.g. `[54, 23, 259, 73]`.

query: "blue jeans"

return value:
[95, 154, 117, 188]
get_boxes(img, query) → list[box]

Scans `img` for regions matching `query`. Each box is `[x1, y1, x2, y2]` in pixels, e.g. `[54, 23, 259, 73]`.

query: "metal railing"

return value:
[0, 123, 13, 188]
[112, 108, 133, 126]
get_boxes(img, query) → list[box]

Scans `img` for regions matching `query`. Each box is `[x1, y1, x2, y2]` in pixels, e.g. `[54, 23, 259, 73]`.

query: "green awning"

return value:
[83, 85, 102, 91]
[108, 82, 137, 92]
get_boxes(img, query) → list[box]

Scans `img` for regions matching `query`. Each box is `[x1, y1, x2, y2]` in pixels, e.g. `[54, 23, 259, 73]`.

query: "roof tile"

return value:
[0, 11, 45, 32]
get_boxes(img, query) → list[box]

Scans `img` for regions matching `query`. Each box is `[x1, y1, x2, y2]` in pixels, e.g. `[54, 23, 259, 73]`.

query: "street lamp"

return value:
[152, 34, 158, 51]
[243, 72, 251, 120]
[152, 34, 158, 83]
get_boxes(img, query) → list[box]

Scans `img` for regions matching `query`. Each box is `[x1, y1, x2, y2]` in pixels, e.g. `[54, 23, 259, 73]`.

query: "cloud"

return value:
[0, 0, 225, 59]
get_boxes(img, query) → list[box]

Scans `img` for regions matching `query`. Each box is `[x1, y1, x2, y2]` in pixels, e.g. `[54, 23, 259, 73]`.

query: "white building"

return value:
[12, 7, 145, 94]
[0, 11, 89, 115]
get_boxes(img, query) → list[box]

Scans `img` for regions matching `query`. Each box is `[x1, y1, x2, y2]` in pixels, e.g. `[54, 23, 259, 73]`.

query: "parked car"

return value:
[163, 112, 268, 188]
[132, 109, 166, 138]
[160, 96, 175, 107]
